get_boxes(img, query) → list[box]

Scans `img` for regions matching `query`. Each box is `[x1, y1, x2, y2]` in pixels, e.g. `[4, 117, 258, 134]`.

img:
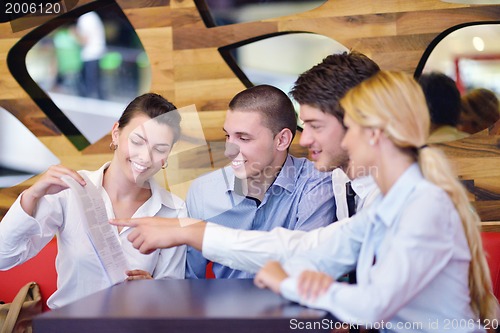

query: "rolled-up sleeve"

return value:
[0, 193, 62, 269]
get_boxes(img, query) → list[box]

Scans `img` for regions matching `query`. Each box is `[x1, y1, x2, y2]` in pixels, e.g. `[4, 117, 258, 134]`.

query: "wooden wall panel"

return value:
[0, 99, 60, 136]
[125, 7, 173, 29]
[437, 132, 500, 225]
[0, 0, 498, 231]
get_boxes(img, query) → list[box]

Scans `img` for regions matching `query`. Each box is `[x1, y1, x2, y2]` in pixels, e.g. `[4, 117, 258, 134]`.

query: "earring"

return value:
[109, 142, 118, 151]
[162, 161, 168, 169]
[369, 139, 375, 146]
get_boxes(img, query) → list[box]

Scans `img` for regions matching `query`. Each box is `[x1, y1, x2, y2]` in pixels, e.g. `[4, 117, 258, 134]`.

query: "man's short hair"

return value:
[290, 51, 380, 126]
[229, 84, 297, 139]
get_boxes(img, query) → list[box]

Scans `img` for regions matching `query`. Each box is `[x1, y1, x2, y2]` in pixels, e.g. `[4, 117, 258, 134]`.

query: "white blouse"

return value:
[0, 163, 186, 309]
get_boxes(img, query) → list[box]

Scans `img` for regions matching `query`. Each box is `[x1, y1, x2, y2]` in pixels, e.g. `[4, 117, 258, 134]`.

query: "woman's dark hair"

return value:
[117, 93, 182, 142]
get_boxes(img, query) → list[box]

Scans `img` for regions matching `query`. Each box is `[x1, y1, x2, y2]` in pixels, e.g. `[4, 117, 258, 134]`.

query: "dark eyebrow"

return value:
[222, 128, 253, 137]
[132, 132, 171, 147]
[132, 132, 146, 140]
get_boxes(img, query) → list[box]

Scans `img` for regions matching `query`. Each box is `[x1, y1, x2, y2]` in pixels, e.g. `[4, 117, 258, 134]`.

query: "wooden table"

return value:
[33, 279, 330, 333]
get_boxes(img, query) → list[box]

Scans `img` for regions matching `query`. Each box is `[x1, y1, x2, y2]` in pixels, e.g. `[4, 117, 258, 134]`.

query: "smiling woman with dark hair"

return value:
[0, 93, 186, 309]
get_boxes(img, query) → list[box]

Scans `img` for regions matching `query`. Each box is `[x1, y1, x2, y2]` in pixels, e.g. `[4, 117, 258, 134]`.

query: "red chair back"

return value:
[481, 232, 500, 301]
[0, 237, 58, 312]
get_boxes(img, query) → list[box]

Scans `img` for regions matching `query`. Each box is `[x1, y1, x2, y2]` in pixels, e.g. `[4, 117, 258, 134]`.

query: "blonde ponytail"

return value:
[418, 146, 498, 322]
[341, 70, 499, 323]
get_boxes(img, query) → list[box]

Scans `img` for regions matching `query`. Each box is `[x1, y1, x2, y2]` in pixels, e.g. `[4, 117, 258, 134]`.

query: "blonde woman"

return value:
[254, 71, 498, 332]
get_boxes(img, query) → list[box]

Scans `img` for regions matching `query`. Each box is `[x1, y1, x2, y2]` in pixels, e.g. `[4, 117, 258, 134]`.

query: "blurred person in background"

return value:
[76, 11, 106, 99]
[418, 72, 469, 143]
[459, 88, 500, 135]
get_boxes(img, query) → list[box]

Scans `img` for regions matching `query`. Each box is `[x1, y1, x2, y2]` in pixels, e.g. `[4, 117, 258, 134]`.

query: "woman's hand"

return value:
[21, 165, 86, 216]
[254, 261, 288, 294]
[126, 269, 153, 281]
[297, 270, 334, 302]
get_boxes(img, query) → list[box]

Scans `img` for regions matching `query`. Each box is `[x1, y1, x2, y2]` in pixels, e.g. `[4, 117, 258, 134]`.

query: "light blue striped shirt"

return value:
[186, 155, 336, 278]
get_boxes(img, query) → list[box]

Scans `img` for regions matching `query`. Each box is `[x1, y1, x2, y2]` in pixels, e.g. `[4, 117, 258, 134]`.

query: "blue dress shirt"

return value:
[281, 164, 482, 333]
[186, 155, 336, 278]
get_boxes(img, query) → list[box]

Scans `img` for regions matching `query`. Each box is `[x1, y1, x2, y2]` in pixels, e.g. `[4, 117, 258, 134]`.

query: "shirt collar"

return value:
[331, 168, 353, 220]
[148, 174, 185, 211]
[88, 162, 183, 212]
[331, 168, 376, 202]
[374, 163, 423, 227]
[331, 168, 350, 191]
[351, 175, 376, 201]
[87, 162, 108, 187]
[222, 167, 236, 192]
[271, 155, 296, 193]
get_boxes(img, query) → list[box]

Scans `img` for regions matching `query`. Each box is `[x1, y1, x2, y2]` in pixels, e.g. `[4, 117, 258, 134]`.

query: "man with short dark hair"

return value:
[185, 84, 336, 279]
[112, 51, 381, 277]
